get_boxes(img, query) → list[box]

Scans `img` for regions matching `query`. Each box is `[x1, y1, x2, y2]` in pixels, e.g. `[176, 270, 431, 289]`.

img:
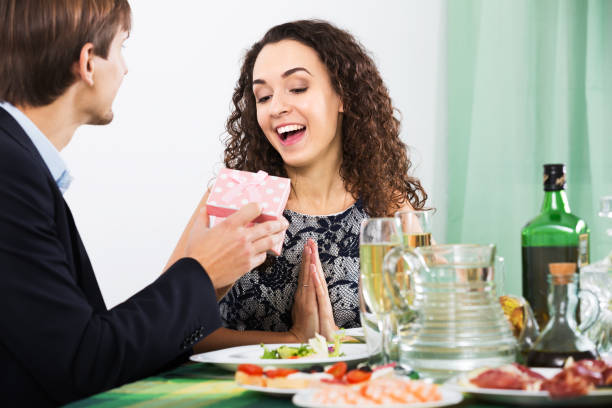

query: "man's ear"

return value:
[74, 43, 95, 86]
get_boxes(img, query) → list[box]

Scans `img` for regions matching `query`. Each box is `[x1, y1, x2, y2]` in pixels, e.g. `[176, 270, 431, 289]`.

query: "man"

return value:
[0, 1, 287, 406]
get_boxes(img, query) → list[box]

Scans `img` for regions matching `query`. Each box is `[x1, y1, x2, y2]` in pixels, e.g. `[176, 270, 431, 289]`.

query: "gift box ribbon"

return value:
[221, 170, 268, 204]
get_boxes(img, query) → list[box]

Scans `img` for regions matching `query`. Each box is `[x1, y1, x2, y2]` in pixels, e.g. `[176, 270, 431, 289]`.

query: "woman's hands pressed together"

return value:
[309, 239, 339, 340]
[290, 239, 338, 343]
[290, 242, 318, 342]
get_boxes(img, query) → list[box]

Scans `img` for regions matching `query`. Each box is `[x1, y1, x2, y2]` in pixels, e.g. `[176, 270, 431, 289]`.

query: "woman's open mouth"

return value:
[276, 124, 306, 146]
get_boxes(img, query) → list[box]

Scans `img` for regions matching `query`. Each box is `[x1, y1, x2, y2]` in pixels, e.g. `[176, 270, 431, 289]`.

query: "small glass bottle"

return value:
[526, 263, 598, 367]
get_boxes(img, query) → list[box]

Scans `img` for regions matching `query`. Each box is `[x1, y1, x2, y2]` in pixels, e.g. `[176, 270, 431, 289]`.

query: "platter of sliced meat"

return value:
[445, 359, 612, 406]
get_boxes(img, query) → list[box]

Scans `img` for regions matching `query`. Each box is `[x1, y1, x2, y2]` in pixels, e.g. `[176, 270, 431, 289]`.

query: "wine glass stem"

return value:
[380, 313, 391, 364]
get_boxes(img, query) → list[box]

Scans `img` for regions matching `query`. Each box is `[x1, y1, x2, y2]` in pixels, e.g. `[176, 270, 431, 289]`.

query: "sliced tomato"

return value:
[346, 369, 372, 384]
[237, 364, 263, 376]
[264, 368, 299, 378]
[325, 362, 348, 379]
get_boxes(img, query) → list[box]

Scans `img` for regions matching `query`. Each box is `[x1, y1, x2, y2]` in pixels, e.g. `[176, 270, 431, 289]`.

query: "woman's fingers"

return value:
[311, 265, 332, 319]
[309, 240, 331, 299]
[310, 240, 328, 291]
[303, 250, 313, 293]
[290, 243, 319, 343]
[311, 264, 337, 340]
[297, 246, 311, 288]
[308, 239, 339, 338]
[303, 246, 317, 314]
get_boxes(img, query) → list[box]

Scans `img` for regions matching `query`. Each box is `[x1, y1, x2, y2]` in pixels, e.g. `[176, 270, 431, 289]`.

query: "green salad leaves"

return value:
[260, 332, 345, 360]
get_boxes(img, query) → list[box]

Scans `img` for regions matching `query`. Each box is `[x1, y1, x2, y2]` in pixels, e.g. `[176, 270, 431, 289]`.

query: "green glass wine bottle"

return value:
[521, 164, 590, 329]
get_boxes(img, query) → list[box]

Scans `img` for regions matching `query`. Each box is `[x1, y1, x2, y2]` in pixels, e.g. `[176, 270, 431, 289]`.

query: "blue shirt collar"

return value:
[0, 102, 72, 194]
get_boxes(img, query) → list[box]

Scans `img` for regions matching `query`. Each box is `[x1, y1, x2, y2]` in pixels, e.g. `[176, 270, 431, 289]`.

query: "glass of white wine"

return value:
[359, 218, 402, 364]
[388, 209, 435, 363]
[395, 209, 434, 248]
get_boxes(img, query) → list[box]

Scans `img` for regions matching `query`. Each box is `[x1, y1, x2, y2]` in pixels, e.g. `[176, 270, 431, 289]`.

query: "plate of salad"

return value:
[190, 333, 370, 371]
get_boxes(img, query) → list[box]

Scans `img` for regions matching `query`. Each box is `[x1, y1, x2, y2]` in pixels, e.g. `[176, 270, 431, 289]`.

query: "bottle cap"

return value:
[543, 164, 566, 191]
[599, 196, 612, 218]
[548, 262, 576, 284]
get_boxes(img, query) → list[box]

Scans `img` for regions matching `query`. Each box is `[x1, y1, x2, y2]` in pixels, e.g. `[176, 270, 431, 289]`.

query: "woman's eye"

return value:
[257, 95, 271, 103]
[291, 87, 307, 94]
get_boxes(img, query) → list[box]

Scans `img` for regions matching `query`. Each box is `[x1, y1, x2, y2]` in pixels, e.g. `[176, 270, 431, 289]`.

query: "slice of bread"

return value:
[265, 373, 312, 389]
[235, 370, 265, 387]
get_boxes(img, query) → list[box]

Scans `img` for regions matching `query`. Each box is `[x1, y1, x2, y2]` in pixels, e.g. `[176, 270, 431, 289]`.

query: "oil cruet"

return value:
[526, 262, 599, 367]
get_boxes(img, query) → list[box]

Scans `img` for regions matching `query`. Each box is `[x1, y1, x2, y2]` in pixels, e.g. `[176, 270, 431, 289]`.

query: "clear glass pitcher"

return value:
[580, 196, 612, 358]
[580, 264, 612, 358]
[383, 244, 517, 380]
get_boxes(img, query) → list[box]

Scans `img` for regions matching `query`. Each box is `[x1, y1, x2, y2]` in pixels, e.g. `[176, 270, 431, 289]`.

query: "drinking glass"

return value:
[359, 218, 402, 364]
[386, 209, 435, 361]
[395, 209, 434, 248]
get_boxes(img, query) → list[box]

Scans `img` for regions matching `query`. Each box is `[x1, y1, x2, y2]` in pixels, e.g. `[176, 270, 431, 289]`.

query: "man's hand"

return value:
[184, 203, 288, 288]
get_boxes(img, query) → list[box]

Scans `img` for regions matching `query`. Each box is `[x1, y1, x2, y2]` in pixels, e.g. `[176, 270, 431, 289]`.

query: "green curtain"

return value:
[447, 0, 612, 296]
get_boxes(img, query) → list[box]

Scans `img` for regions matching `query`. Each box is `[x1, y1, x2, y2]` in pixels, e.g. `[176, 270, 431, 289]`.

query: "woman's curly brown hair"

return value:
[224, 19, 427, 216]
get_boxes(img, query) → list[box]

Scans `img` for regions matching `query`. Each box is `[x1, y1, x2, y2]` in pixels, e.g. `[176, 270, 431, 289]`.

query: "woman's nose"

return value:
[270, 93, 290, 117]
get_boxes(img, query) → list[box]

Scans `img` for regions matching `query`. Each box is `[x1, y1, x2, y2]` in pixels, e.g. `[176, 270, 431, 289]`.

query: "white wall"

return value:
[62, 0, 446, 308]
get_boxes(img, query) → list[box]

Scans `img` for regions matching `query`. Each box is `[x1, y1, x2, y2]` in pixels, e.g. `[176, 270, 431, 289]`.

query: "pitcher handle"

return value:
[383, 246, 421, 313]
[578, 288, 600, 333]
[494, 256, 506, 296]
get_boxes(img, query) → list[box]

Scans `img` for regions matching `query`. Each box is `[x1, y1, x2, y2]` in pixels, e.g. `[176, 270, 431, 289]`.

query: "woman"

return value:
[168, 20, 427, 350]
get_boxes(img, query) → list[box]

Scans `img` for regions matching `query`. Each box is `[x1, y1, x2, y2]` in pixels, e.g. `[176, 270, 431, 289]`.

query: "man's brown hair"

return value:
[0, 0, 132, 107]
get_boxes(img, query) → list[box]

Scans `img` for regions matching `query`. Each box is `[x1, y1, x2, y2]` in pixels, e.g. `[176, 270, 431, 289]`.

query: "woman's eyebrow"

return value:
[253, 67, 312, 85]
[282, 67, 312, 77]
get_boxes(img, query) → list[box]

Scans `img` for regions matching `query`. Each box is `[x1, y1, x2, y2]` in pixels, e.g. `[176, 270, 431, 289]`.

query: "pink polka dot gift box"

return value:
[206, 168, 290, 254]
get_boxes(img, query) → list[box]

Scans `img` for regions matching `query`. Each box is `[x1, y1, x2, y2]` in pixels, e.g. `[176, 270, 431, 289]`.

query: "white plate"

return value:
[445, 367, 612, 406]
[190, 343, 369, 371]
[292, 386, 463, 408]
[340, 327, 365, 341]
[239, 383, 298, 397]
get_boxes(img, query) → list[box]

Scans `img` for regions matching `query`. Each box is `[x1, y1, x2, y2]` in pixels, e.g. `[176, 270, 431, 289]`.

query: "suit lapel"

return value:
[0, 107, 60, 192]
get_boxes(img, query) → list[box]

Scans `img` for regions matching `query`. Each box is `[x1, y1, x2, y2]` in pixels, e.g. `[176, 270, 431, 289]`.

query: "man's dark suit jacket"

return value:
[0, 107, 223, 406]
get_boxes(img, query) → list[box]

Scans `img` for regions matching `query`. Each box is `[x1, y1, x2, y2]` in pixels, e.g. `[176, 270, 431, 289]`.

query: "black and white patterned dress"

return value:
[219, 199, 368, 332]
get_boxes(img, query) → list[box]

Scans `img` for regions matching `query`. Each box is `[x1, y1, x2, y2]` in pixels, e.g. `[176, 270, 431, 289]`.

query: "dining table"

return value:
[65, 361, 522, 408]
